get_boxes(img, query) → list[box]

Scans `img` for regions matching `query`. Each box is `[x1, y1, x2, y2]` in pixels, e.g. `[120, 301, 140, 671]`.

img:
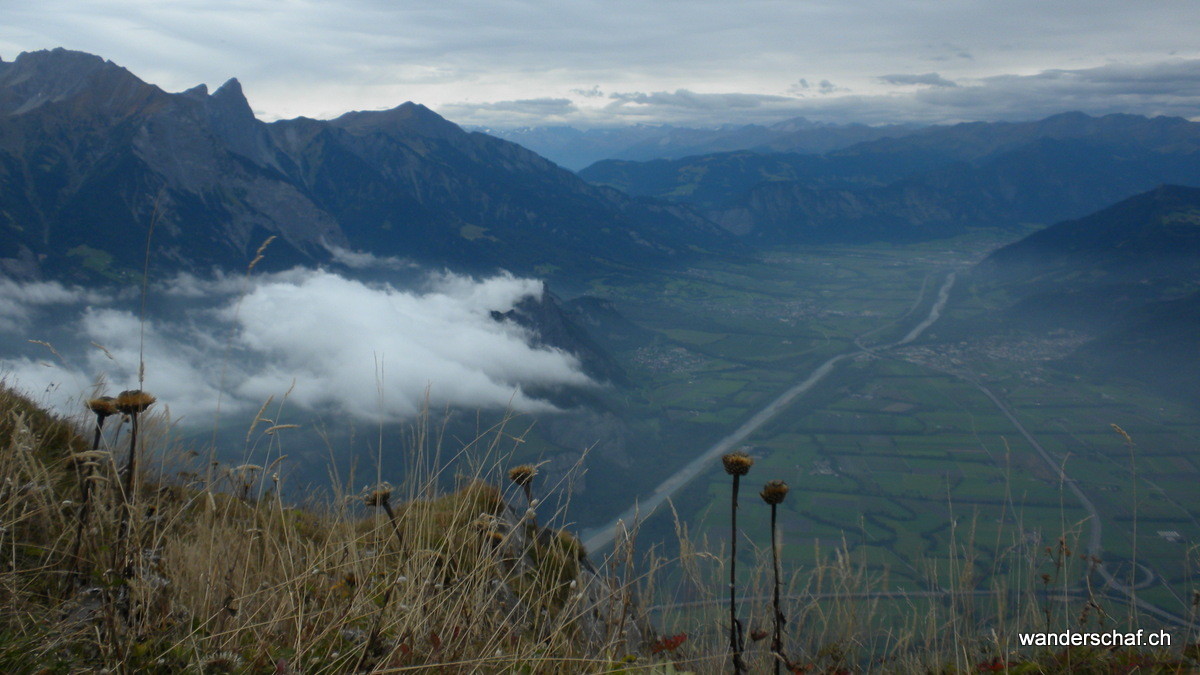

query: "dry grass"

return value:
[0, 381, 1197, 673]
[0, 383, 656, 673]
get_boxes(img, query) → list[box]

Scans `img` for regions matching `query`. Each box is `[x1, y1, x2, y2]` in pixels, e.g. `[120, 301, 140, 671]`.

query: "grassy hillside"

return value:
[1, 382, 1197, 673]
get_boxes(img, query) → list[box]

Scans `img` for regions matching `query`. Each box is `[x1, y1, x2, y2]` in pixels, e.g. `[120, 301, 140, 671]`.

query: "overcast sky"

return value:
[2, 1, 1199, 128]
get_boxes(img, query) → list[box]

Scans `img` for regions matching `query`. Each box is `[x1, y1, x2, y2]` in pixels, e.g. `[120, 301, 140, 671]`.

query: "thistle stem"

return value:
[380, 499, 404, 551]
[771, 502, 784, 675]
[67, 413, 106, 590]
[117, 411, 139, 577]
[730, 473, 746, 673]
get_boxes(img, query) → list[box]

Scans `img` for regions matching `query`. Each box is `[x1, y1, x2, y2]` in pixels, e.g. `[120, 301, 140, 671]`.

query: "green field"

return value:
[573, 233, 1200, 629]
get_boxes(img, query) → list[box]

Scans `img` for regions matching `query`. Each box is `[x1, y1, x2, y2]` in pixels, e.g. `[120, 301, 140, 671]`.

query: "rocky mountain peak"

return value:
[330, 101, 464, 141]
[181, 83, 209, 100]
[200, 76, 275, 167]
[0, 48, 155, 117]
[211, 77, 251, 115]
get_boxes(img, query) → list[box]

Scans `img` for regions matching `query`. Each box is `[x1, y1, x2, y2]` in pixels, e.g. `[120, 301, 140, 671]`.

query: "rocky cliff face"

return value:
[0, 49, 728, 282]
[0, 50, 342, 276]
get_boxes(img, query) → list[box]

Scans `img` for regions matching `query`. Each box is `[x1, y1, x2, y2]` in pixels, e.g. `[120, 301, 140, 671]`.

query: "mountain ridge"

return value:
[580, 113, 1200, 243]
[0, 48, 729, 283]
[478, 118, 923, 171]
[966, 184, 1200, 403]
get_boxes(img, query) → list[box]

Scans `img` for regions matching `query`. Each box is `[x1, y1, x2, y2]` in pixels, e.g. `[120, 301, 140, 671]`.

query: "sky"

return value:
[2, 0, 1199, 128]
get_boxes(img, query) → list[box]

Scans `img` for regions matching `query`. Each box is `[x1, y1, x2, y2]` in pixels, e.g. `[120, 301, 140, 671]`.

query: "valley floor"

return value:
[571, 232, 1200, 641]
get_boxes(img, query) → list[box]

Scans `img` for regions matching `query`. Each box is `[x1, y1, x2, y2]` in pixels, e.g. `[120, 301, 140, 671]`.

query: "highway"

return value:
[581, 272, 957, 552]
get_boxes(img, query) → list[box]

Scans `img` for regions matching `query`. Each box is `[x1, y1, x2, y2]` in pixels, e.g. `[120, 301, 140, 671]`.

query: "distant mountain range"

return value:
[475, 119, 923, 171]
[970, 184, 1200, 402]
[0, 49, 727, 282]
[580, 112, 1200, 244]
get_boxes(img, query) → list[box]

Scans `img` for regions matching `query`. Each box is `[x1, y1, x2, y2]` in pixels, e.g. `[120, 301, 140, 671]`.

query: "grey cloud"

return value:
[326, 245, 419, 271]
[1032, 60, 1200, 94]
[437, 98, 578, 126]
[784, 78, 846, 97]
[817, 80, 844, 95]
[903, 59, 1200, 121]
[466, 98, 576, 114]
[159, 268, 315, 298]
[470, 59, 1200, 129]
[788, 79, 811, 95]
[571, 86, 603, 98]
[0, 279, 109, 332]
[607, 89, 795, 110]
[8, 0, 1200, 129]
[879, 73, 957, 88]
[925, 43, 973, 62]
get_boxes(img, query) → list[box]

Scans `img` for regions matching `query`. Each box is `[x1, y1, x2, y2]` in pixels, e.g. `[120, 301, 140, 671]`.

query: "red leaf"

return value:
[650, 632, 688, 654]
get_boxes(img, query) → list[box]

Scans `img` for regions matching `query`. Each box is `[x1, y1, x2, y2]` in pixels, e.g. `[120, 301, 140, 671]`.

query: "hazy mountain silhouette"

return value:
[580, 113, 1200, 244]
[480, 118, 922, 171]
[973, 185, 1200, 402]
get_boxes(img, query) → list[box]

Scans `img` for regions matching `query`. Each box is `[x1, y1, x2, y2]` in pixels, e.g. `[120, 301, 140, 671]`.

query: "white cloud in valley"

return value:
[0, 278, 111, 332]
[0, 269, 591, 424]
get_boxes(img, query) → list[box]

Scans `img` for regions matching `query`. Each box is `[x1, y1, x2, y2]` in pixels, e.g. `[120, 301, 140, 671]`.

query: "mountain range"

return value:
[580, 112, 1200, 244]
[0, 48, 726, 283]
[8, 49, 1200, 280]
[476, 118, 923, 171]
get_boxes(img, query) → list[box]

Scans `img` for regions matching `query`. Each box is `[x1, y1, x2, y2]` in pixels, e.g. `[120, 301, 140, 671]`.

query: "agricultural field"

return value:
[578, 233, 1200, 629]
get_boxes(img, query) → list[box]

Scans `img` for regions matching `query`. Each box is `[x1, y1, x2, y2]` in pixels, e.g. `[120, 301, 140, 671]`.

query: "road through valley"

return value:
[581, 272, 957, 552]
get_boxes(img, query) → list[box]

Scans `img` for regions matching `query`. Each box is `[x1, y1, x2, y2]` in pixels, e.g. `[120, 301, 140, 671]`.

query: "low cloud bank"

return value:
[0, 269, 591, 423]
[446, 59, 1200, 129]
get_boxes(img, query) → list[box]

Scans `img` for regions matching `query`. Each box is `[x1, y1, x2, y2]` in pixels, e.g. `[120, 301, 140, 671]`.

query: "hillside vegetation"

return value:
[1, 382, 1197, 673]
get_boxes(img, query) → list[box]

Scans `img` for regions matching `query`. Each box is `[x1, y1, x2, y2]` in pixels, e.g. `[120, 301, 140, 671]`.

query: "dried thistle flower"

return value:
[87, 396, 118, 418]
[115, 389, 156, 415]
[362, 483, 393, 507]
[508, 465, 537, 487]
[760, 480, 790, 505]
[721, 451, 753, 476]
[232, 464, 263, 475]
[70, 450, 111, 465]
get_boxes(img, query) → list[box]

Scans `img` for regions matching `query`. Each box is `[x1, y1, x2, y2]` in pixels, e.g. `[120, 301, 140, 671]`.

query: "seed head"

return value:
[721, 451, 753, 476]
[70, 450, 110, 465]
[508, 465, 537, 487]
[87, 396, 118, 418]
[362, 482, 393, 507]
[760, 480, 790, 505]
[115, 389, 156, 415]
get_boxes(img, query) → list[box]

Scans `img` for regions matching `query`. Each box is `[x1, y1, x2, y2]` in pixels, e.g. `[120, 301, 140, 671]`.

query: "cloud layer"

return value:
[2, 0, 1197, 127]
[0, 269, 590, 424]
